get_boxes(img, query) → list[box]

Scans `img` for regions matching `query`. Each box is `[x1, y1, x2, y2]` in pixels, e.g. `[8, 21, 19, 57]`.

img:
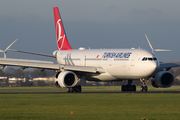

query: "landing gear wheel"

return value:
[140, 79, 148, 92]
[121, 85, 125, 91]
[75, 85, 82, 92]
[132, 85, 136, 91]
[67, 87, 73, 93]
[67, 85, 82, 93]
[145, 86, 148, 92]
[140, 86, 143, 92]
[67, 88, 70, 92]
[121, 80, 136, 92]
[140, 86, 148, 92]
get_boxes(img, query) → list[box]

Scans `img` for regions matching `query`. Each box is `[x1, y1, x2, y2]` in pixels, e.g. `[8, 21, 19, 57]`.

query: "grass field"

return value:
[1, 85, 180, 93]
[0, 86, 180, 120]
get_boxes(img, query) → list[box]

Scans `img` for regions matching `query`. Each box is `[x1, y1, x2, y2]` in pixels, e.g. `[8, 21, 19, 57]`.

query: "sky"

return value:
[0, 0, 180, 62]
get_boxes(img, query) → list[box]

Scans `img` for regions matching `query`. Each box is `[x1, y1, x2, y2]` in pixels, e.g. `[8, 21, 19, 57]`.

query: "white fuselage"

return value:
[54, 49, 160, 81]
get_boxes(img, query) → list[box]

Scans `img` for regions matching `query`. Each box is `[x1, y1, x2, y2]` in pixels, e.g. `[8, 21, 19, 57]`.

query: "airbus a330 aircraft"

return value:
[1, 7, 180, 92]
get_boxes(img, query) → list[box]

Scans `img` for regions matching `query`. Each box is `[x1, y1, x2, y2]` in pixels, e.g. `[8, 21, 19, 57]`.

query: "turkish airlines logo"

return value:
[56, 19, 65, 50]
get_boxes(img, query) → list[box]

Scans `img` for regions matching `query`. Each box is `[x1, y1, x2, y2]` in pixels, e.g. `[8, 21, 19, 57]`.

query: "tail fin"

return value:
[53, 7, 72, 50]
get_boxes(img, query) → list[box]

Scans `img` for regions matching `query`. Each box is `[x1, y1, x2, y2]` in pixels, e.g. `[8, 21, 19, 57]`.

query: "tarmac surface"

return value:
[0, 91, 180, 94]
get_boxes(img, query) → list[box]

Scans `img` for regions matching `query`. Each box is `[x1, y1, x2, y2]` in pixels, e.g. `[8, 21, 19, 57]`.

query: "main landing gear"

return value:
[67, 85, 82, 93]
[121, 80, 136, 91]
[140, 79, 148, 92]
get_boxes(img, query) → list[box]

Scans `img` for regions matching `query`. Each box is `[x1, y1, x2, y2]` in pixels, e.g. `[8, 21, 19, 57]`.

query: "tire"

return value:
[121, 85, 125, 92]
[77, 85, 82, 92]
[125, 85, 129, 91]
[145, 86, 148, 92]
[69, 87, 73, 92]
[132, 85, 136, 91]
[67, 87, 73, 92]
[67, 88, 70, 93]
[140, 86, 143, 92]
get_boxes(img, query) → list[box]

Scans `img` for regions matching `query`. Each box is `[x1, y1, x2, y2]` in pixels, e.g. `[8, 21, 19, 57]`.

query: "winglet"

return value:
[53, 7, 72, 50]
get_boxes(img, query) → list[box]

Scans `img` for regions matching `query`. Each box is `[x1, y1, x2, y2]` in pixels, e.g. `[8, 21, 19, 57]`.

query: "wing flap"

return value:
[60, 65, 106, 74]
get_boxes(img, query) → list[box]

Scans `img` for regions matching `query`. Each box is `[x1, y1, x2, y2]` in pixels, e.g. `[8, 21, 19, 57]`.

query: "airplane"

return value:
[1, 7, 180, 92]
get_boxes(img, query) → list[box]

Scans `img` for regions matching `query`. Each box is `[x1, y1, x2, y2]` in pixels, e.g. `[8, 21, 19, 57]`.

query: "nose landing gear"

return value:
[121, 79, 149, 92]
[140, 79, 148, 92]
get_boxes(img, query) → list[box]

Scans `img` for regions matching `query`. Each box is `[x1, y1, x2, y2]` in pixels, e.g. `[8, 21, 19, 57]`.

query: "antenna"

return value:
[0, 39, 18, 58]
[145, 34, 171, 53]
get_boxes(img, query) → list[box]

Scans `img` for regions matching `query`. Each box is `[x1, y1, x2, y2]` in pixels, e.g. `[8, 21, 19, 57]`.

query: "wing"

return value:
[8, 49, 55, 58]
[160, 59, 180, 70]
[160, 59, 180, 63]
[160, 62, 180, 70]
[0, 58, 105, 74]
[0, 58, 59, 70]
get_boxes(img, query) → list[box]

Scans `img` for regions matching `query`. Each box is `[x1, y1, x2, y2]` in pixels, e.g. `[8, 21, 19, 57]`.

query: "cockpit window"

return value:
[142, 57, 157, 61]
[153, 58, 157, 61]
[142, 57, 147, 61]
[148, 58, 153, 61]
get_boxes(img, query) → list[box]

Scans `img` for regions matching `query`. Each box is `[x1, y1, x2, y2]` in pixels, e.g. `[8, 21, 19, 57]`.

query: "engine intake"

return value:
[54, 71, 78, 88]
[151, 71, 174, 88]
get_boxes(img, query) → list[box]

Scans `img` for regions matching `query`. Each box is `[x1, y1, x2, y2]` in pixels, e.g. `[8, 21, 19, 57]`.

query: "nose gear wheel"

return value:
[140, 79, 148, 92]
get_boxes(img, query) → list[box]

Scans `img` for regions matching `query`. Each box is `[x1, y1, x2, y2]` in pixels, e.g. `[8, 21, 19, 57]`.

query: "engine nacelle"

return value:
[54, 71, 78, 88]
[151, 71, 174, 88]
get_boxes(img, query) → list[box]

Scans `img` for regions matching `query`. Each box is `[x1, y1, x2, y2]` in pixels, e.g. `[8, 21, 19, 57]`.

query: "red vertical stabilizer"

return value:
[53, 7, 72, 50]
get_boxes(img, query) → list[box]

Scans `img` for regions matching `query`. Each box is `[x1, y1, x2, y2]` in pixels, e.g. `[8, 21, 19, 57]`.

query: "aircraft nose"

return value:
[146, 61, 159, 76]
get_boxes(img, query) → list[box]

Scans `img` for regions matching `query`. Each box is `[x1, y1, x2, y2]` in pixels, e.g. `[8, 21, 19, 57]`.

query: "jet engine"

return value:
[151, 71, 174, 88]
[54, 71, 78, 88]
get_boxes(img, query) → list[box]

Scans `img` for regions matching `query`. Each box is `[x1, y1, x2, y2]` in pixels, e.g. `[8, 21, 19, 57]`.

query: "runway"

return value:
[0, 91, 180, 94]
